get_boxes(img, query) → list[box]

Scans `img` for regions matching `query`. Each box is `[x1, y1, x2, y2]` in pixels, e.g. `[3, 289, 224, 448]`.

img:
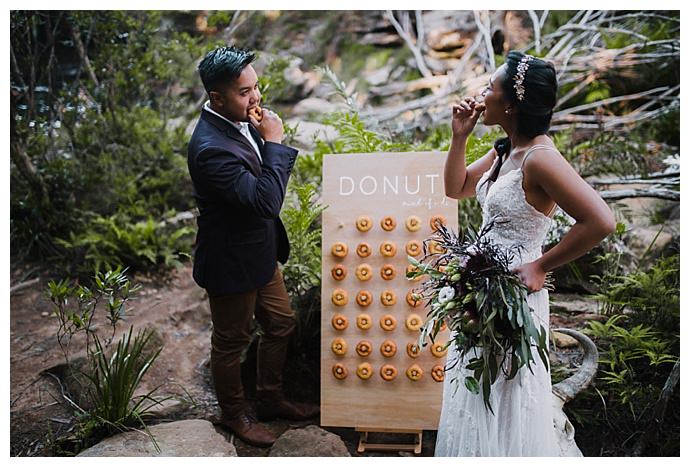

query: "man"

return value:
[187, 46, 318, 448]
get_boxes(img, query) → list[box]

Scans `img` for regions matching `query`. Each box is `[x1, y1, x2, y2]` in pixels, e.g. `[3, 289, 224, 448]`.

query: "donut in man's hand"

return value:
[248, 106, 263, 122]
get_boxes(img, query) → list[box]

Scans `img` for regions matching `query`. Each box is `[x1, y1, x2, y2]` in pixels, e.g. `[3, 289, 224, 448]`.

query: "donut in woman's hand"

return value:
[248, 106, 263, 122]
[356, 243, 372, 258]
[380, 241, 397, 257]
[380, 364, 398, 381]
[380, 339, 397, 358]
[332, 363, 348, 380]
[331, 265, 347, 281]
[332, 289, 348, 306]
[357, 362, 373, 380]
[356, 340, 373, 357]
[380, 216, 397, 231]
[431, 365, 445, 382]
[331, 314, 349, 331]
[405, 215, 422, 232]
[331, 338, 347, 356]
[356, 290, 373, 307]
[356, 216, 373, 232]
[406, 364, 424, 381]
[331, 242, 348, 258]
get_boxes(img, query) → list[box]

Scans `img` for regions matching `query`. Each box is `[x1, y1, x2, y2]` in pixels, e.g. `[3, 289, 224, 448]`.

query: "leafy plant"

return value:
[47, 267, 168, 452]
[281, 182, 327, 340]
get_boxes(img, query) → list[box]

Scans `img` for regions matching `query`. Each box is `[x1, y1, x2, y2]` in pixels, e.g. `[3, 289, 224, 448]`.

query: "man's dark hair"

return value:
[198, 46, 256, 93]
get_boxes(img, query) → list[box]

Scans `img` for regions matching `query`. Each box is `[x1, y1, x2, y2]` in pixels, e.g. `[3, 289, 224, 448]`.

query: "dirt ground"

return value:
[10, 263, 444, 456]
[10, 262, 592, 457]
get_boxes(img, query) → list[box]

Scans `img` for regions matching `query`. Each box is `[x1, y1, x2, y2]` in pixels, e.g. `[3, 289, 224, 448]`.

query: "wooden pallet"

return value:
[355, 427, 423, 455]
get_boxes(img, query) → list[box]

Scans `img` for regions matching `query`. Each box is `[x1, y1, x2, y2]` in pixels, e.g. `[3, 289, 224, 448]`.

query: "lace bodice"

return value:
[475, 145, 554, 266]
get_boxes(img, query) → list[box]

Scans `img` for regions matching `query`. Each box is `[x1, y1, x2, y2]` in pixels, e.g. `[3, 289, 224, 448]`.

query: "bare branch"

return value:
[384, 10, 433, 78]
[473, 10, 495, 71]
[528, 10, 542, 55]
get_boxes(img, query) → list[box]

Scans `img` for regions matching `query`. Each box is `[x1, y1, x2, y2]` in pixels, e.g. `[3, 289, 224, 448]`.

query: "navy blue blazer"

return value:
[187, 109, 298, 296]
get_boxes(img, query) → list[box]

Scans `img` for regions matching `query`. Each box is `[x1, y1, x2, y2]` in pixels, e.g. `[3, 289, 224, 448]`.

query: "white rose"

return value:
[438, 286, 455, 304]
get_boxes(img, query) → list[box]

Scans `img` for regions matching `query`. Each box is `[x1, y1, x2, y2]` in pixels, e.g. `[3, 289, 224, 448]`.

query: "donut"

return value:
[355, 264, 373, 281]
[430, 215, 447, 231]
[356, 243, 372, 258]
[356, 216, 373, 232]
[331, 265, 347, 281]
[404, 215, 422, 232]
[332, 363, 348, 380]
[331, 242, 348, 258]
[405, 313, 423, 332]
[406, 342, 421, 358]
[431, 365, 445, 382]
[248, 106, 263, 122]
[428, 241, 445, 255]
[380, 264, 396, 281]
[356, 313, 373, 330]
[406, 240, 422, 257]
[380, 290, 397, 306]
[356, 362, 373, 380]
[331, 289, 348, 306]
[380, 339, 397, 358]
[406, 364, 424, 381]
[431, 342, 448, 358]
[331, 338, 347, 356]
[406, 290, 422, 308]
[356, 290, 373, 307]
[380, 314, 397, 331]
[331, 314, 349, 331]
[380, 364, 398, 381]
[356, 340, 373, 357]
[406, 264, 422, 281]
[380, 241, 397, 257]
[380, 216, 397, 231]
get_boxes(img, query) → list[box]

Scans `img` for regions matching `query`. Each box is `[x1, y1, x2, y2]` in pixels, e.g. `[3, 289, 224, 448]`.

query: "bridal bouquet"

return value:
[407, 220, 549, 413]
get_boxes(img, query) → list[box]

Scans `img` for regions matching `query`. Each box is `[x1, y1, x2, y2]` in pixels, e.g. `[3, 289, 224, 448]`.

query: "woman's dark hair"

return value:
[198, 46, 256, 93]
[485, 50, 558, 184]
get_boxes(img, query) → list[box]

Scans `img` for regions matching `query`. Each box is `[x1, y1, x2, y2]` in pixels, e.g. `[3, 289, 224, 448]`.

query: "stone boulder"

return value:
[269, 425, 350, 457]
[77, 420, 236, 457]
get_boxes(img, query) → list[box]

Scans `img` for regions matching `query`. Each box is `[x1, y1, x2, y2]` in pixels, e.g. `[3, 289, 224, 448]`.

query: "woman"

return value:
[435, 51, 615, 456]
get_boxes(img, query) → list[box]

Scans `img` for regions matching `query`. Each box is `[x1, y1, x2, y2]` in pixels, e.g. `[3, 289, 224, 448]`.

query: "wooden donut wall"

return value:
[321, 152, 456, 430]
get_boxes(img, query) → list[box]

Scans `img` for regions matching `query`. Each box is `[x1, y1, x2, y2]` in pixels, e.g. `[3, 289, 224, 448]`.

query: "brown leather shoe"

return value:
[219, 412, 276, 447]
[256, 398, 320, 422]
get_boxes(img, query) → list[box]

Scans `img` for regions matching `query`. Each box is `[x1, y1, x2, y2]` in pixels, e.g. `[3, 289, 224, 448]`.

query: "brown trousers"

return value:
[208, 266, 295, 417]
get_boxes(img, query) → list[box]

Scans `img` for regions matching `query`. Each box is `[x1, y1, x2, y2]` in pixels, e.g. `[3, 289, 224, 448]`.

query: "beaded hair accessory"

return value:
[513, 54, 534, 101]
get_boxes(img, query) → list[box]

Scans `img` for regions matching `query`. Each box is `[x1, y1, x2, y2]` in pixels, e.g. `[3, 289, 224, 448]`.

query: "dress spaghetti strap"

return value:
[520, 144, 560, 218]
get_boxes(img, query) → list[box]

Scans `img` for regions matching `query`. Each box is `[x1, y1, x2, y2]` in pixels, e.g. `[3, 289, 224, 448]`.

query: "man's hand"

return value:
[249, 108, 283, 143]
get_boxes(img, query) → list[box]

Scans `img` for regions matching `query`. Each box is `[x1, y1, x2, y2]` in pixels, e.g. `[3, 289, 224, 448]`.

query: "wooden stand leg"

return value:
[355, 427, 422, 455]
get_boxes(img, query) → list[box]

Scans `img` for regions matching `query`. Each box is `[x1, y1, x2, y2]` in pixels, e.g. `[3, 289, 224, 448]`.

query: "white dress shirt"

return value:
[203, 101, 262, 163]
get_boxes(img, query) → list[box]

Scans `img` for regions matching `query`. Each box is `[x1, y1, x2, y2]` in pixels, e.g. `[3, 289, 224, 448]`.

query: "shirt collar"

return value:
[203, 101, 247, 132]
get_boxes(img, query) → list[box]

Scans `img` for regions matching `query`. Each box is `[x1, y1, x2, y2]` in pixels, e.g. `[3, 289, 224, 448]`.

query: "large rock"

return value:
[285, 119, 339, 151]
[269, 425, 350, 457]
[77, 420, 237, 457]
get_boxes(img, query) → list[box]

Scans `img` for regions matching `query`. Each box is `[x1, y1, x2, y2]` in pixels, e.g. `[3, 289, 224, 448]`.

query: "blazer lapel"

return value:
[200, 110, 262, 176]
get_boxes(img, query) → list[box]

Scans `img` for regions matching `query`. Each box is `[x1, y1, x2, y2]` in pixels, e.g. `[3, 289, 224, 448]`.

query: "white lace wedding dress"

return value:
[435, 145, 576, 457]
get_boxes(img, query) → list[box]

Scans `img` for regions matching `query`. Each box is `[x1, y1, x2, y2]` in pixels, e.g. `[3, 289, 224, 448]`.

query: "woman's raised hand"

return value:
[451, 97, 485, 138]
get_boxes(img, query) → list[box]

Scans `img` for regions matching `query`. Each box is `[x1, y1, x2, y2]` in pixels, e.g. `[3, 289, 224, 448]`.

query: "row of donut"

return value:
[331, 312, 430, 332]
[332, 362, 445, 382]
[331, 338, 448, 359]
[331, 289, 422, 307]
[353, 215, 447, 233]
[331, 240, 444, 259]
